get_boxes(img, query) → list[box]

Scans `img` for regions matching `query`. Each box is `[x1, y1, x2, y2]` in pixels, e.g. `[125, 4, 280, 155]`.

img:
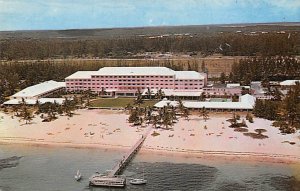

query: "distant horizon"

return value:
[0, 21, 300, 32]
[1, 0, 300, 31]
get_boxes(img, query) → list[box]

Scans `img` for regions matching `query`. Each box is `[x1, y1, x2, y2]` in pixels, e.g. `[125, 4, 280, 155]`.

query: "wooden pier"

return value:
[108, 127, 152, 177]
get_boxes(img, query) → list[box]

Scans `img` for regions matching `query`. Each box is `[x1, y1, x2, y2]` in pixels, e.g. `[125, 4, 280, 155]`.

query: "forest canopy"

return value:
[0, 32, 299, 60]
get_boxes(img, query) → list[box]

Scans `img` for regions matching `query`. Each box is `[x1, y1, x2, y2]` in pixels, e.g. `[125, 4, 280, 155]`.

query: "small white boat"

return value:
[74, 170, 82, 181]
[129, 178, 147, 185]
[129, 167, 147, 185]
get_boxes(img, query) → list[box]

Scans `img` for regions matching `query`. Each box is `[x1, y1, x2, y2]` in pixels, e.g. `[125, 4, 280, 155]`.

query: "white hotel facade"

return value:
[65, 67, 207, 96]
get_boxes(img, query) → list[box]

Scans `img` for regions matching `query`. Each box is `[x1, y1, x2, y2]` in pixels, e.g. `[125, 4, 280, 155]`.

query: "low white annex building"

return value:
[154, 94, 256, 111]
[4, 98, 66, 105]
[4, 80, 66, 105]
[280, 80, 300, 88]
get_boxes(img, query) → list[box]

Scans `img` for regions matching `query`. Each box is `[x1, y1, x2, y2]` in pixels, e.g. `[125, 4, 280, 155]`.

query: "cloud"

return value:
[148, 19, 153, 25]
[267, 0, 300, 9]
[0, 0, 39, 14]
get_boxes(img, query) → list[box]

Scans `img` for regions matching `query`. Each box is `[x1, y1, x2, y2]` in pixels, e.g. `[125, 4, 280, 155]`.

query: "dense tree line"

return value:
[0, 33, 299, 60]
[229, 56, 300, 83]
[253, 83, 300, 133]
[253, 100, 279, 120]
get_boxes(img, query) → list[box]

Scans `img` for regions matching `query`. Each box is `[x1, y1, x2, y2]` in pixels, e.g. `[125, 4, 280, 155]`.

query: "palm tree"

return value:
[100, 87, 106, 97]
[73, 95, 79, 105]
[128, 107, 140, 124]
[84, 89, 91, 107]
[272, 87, 283, 101]
[20, 98, 26, 110]
[156, 88, 165, 100]
[145, 87, 152, 99]
[134, 88, 143, 105]
[161, 109, 172, 129]
[177, 98, 185, 113]
[19, 98, 30, 120]
[79, 96, 83, 105]
[246, 112, 254, 123]
[228, 112, 238, 127]
[151, 115, 159, 128]
[22, 107, 33, 124]
[170, 106, 177, 123]
[62, 97, 72, 114]
[144, 106, 153, 124]
[125, 103, 133, 111]
[182, 108, 190, 121]
[199, 92, 206, 101]
[12, 105, 20, 116]
[177, 98, 190, 121]
[199, 107, 209, 121]
[35, 99, 40, 108]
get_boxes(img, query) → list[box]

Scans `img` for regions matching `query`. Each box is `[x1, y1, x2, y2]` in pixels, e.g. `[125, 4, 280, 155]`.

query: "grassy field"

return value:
[89, 98, 158, 108]
[3, 57, 239, 77]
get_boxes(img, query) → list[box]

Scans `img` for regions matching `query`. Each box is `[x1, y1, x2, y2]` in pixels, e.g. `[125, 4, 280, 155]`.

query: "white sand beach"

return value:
[0, 109, 299, 163]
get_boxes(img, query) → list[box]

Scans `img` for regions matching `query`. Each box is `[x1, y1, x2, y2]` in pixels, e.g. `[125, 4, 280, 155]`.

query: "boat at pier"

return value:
[129, 167, 147, 185]
[89, 128, 152, 188]
[129, 178, 147, 185]
[89, 173, 126, 187]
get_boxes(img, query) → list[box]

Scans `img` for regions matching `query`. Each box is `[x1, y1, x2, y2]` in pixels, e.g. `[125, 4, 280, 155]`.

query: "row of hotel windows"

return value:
[67, 79, 202, 82]
[91, 75, 174, 79]
[92, 79, 175, 82]
[67, 87, 201, 90]
[67, 83, 202, 86]
[67, 86, 202, 90]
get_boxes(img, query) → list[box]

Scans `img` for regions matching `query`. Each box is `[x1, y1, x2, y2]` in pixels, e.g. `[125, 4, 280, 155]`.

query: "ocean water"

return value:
[0, 144, 299, 191]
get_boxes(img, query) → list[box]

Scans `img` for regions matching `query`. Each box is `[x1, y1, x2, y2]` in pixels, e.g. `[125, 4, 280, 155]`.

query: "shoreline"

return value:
[1, 139, 299, 165]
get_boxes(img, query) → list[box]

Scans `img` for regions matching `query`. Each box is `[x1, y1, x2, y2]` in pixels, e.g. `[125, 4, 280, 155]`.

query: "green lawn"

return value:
[140, 100, 158, 107]
[89, 98, 158, 108]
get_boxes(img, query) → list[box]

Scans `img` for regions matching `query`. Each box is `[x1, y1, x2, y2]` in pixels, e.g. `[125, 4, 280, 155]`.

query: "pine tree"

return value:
[253, 99, 264, 117]
[219, 72, 226, 84]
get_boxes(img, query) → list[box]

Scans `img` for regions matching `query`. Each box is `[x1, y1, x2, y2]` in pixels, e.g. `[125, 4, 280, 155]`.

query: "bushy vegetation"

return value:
[0, 32, 299, 60]
[253, 82, 300, 134]
[227, 113, 246, 128]
[127, 96, 194, 129]
[253, 100, 279, 120]
[229, 56, 300, 83]
[8, 98, 78, 123]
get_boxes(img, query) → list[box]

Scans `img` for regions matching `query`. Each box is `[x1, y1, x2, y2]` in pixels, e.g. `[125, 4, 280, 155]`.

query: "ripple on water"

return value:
[124, 162, 218, 191]
[269, 175, 300, 191]
[0, 186, 12, 191]
[0, 156, 22, 171]
[216, 182, 247, 191]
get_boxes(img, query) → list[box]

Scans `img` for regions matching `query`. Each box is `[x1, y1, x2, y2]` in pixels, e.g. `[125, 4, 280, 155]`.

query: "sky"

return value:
[0, 0, 299, 31]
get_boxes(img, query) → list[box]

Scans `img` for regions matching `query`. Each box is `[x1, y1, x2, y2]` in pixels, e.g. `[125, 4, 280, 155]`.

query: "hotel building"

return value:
[65, 67, 207, 97]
